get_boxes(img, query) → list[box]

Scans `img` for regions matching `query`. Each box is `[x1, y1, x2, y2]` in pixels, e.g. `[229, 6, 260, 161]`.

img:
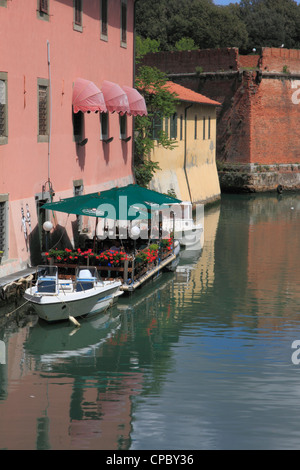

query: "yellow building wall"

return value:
[149, 103, 221, 204]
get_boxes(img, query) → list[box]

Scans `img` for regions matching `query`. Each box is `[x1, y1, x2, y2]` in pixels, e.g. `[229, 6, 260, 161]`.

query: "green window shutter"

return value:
[74, 0, 82, 25]
[40, 0, 48, 13]
[121, 0, 127, 45]
[0, 78, 7, 142]
[170, 113, 177, 139]
[101, 0, 108, 37]
[152, 115, 162, 140]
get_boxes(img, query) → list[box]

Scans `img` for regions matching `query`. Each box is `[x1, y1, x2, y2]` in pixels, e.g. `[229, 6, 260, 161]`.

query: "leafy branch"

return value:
[134, 65, 178, 187]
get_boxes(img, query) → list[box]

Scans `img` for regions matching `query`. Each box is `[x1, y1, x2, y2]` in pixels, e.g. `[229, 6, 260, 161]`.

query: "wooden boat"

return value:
[24, 265, 122, 324]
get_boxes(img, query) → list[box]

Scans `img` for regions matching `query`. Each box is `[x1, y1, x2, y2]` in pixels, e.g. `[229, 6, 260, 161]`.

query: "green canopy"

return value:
[42, 184, 182, 221]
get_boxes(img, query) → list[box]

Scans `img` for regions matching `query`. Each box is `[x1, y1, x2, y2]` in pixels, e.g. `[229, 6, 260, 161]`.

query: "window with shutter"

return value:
[38, 78, 49, 142]
[152, 115, 162, 140]
[37, 0, 49, 21]
[0, 73, 8, 145]
[73, 110, 83, 142]
[119, 114, 127, 139]
[0, 197, 8, 256]
[39, 0, 48, 14]
[0, 203, 5, 253]
[0, 82, 6, 138]
[0, 104, 4, 137]
[39, 86, 48, 136]
[170, 113, 177, 139]
[121, 0, 127, 46]
[164, 117, 169, 138]
[101, 0, 108, 39]
[180, 115, 183, 141]
[101, 113, 109, 140]
[74, 0, 82, 25]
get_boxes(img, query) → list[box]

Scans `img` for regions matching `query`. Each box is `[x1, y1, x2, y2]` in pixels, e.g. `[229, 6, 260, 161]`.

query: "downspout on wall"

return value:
[184, 103, 193, 202]
[131, 0, 140, 183]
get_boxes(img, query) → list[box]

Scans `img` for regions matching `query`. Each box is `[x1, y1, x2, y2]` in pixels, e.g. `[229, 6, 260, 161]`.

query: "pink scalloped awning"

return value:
[122, 86, 147, 116]
[72, 78, 107, 113]
[101, 80, 130, 115]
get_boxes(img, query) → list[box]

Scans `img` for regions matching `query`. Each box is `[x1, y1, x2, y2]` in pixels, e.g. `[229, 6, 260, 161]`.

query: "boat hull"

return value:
[24, 281, 122, 322]
[174, 224, 203, 247]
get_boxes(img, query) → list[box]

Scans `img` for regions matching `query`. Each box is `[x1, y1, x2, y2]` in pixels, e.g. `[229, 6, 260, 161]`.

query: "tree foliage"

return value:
[135, 0, 300, 53]
[175, 37, 198, 51]
[134, 66, 178, 187]
[136, 36, 161, 61]
[239, 0, 300, 50]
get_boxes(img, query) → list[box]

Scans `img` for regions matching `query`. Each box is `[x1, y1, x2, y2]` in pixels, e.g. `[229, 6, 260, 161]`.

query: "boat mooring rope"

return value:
[1, 274, 34, 317]
[5, 298, 31, 318]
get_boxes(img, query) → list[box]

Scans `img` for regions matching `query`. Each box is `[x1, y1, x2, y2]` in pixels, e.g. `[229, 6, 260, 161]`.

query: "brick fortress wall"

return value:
[141, 47, 300, 190]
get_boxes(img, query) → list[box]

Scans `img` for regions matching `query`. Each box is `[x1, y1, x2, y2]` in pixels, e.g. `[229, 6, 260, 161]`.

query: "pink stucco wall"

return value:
[0, 0, 135, 274]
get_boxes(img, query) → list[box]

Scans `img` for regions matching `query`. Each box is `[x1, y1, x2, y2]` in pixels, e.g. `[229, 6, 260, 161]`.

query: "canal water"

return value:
[0, 193, 300, 450]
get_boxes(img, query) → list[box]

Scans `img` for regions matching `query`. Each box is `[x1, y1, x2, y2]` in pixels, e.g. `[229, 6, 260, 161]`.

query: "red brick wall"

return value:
[197, 74, 252, 164]
[251, 78, 300, 164]
[238, 55, 260, 69]
[141, 48, 239, 73]
[261, 47, 300, 73]
[141, 47, 300, 166]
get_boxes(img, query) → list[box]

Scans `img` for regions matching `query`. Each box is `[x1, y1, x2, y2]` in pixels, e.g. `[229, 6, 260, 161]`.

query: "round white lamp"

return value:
[43, 221, 53, 232]
[43, 221, 53, 252]
[131, 225, 140, 238]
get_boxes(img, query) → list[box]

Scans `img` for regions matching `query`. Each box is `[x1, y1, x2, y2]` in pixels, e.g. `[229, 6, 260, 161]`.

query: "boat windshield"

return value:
[36, 265, 58, 294]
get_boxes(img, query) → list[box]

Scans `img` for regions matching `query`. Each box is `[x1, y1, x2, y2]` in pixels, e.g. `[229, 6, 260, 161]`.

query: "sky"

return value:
[213, 0, 239, 4]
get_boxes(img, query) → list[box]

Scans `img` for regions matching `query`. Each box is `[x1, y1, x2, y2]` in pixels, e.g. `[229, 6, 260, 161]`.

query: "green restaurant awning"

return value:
[42, 184, 182, 221]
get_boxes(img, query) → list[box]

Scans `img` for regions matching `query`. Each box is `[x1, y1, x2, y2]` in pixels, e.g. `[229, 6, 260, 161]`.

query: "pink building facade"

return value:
[0, 0, 136, 277]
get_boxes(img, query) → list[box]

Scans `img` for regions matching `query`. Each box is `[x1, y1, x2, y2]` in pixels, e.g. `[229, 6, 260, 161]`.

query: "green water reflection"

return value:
[0, 193, 300, 450]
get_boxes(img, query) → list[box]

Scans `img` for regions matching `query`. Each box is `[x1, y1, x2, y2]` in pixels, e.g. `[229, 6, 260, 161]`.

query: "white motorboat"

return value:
[162, 201, 203, 248]
[24, 265, 122, 324]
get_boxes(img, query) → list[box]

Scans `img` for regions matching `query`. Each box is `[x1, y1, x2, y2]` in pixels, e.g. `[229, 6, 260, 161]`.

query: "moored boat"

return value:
[161, 201, 204, 248]
[24, 265, 122, 324]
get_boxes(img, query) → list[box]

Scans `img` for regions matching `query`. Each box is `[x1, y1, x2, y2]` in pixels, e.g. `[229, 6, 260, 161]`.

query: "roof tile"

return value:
[165, 81, 221, 106]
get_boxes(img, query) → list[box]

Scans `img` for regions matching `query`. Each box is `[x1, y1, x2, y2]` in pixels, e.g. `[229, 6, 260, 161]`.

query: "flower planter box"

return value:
[44, 238, 174, 286]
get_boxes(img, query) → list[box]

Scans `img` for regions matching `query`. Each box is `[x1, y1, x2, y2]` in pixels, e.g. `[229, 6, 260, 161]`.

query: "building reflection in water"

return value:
[1, 194, 299, 449]
[0, 204, 221, 450]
